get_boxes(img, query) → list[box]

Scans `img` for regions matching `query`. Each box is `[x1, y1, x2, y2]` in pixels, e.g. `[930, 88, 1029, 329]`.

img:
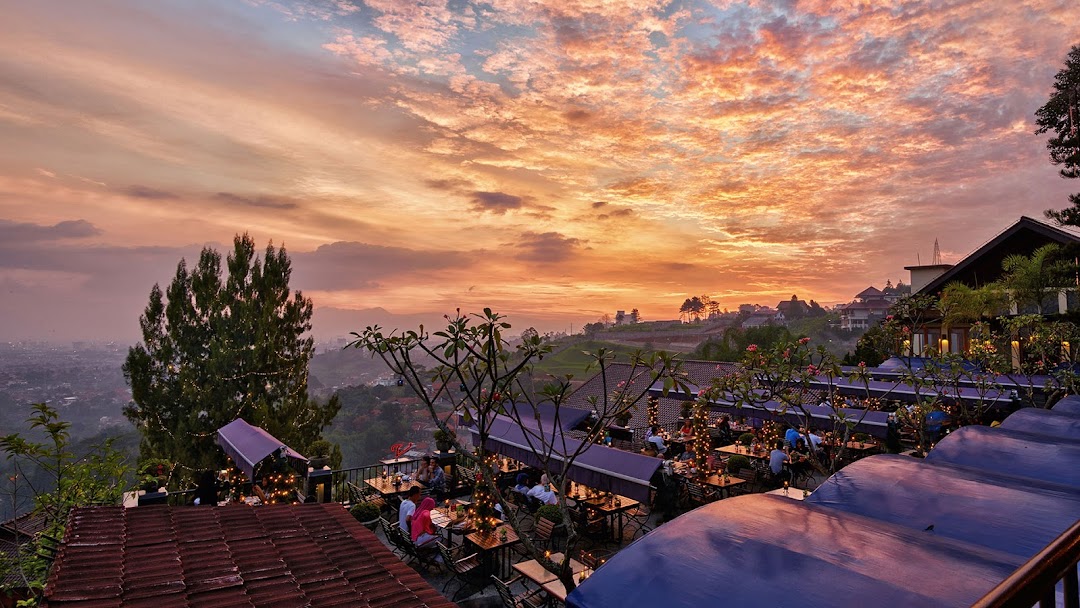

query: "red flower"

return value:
[746, 344, 758, 352]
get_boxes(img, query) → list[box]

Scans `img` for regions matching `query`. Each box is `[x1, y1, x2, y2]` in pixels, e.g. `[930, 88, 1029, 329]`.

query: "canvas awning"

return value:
[1053, 395, 1080, 417]
[505, 402, 593, 431]
[468, 416, 661, 502]
[925, 425, 1080, 490]
[566, 495, 1019, 608]
[216, 418, 308, 480]
[998, 407, 1080, 442]
[805, 375, 1015, 406]
[806, 454, 1080, 558]
[647, 384, 890, 438]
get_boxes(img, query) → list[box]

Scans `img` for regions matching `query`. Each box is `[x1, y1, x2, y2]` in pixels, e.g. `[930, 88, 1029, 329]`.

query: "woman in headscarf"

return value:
[410, 496, 440, 548]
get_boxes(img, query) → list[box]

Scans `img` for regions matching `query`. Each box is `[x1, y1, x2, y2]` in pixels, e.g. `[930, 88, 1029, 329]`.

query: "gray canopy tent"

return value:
[215, 418, 308, 480]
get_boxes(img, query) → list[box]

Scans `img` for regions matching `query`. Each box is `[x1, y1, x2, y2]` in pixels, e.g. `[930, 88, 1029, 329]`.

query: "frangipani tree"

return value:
[350, 309, 689, 593]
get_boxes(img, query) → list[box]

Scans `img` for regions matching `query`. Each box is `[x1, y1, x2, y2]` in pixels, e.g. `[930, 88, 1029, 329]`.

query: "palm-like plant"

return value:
[998, 244, 1074, 314]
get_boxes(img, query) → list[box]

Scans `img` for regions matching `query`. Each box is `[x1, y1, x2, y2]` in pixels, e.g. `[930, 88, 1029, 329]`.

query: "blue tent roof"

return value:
[924, 425, 1080, 489]
[505, 402, 593, 431]
[215, 418, 307, 480]
[468, 416, 661, 502]
[805, 455, 1080, 558]
[998, 407, 1080, 442]
[566, 495, 1019, 608]
[1052, 395, 1080, 417]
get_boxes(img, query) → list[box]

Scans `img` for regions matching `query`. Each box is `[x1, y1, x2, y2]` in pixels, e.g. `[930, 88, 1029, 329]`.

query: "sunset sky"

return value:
[0, 0, 1077, 342]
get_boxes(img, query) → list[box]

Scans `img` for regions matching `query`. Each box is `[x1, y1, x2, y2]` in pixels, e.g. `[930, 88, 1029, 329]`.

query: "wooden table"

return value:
[542, 571, 593, 603]
[715, 444, 769, 459]
[466, 525, 520, 579]
[380, 456, 420, 467]
[699, 473, 747, 498]
[513, 553, 587, 585]
[572, 493, 640, 544]
[431, 507, 474, 544]
[364, 477, 415, 498]
[765, 487, 808, 500]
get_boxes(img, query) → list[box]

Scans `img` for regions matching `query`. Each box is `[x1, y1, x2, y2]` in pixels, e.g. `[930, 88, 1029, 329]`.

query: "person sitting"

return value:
[527, 479, 557, 505]
[513, 472, 531, 494]
[428, 462, 447, 497]
[679, 421, 693, 438]
[646, 426, 667, 456]
[415, 457, 432, 485]
[784, 426, 802, 448]
[410, 497, 440, 549]
[399, 485, 421, 534]
[769, 440, 791, 486]
[716, 415, 733, 443]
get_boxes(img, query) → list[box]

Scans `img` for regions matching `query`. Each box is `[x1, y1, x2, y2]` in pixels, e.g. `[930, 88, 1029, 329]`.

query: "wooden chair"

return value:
[384, 518, 440, 572]
[533, 516, 558, 551]
[686, 481, 717, 508]
[438, 542, 485, 601]
[569, 506, 609, 550]
[623, 502, 653, 541]
[492, 575, 547, 608]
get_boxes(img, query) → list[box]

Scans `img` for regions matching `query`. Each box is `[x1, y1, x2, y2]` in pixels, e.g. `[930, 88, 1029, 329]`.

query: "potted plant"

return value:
[613, 408, 633, 428]
[350, 501, 382, 531]
[680, 401, 694, 420]
[536, 504, 564, 525]
[738, 432, 757, 448]
[307, 439, 333, 470]
[852, 432, 870, 444]
[726, 455, 751, 476]
[433, 429, 454, 452]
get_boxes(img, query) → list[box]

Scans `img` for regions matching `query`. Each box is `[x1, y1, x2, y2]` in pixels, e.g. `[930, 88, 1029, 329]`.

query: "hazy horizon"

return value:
[1, 1, 1076, 344]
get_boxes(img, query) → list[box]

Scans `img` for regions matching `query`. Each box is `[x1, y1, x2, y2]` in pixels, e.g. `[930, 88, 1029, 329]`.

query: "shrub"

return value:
[738, 432, 757, 447]
[726, 455, 751, 474]
[350, 501, 381, 522]
[536, 504, 563, 525]
[852, 432, 870, 443]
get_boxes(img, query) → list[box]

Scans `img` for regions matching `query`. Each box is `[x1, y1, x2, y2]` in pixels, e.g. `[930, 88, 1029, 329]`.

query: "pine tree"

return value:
[1036, 45, 1080, 225]
[123, 234, 339, 474]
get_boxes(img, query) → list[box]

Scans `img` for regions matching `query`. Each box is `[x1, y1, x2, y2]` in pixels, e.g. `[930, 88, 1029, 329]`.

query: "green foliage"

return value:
[725, 454, 751, 474]
[349, 501, 381, 522]
[737, 433, 756, 447]
[693, 326, 793, 362]
[998, 244, 1073, 314]
[123, 234, 340, 474]
[1036, 44, 1080, 225]
[0, 404, 131, 599]
[536, 504, 563, 525]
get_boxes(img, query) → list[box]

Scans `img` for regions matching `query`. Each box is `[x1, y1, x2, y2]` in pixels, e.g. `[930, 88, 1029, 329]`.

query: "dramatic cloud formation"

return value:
[0, 0, 1076, 340]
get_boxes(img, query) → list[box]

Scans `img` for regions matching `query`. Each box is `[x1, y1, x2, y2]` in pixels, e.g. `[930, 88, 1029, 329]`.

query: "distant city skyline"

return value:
[0, 1, 1076, 342]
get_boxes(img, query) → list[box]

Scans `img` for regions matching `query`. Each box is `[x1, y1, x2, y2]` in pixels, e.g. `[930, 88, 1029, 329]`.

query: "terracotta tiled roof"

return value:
[42, 504, 457, 608]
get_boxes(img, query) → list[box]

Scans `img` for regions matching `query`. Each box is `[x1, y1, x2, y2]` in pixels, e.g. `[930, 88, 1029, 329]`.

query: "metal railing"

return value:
[972, 519, 1080, 608]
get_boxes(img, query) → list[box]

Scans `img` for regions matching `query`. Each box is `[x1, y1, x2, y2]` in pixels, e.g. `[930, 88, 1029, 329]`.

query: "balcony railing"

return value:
[971, 519, 1080, 608]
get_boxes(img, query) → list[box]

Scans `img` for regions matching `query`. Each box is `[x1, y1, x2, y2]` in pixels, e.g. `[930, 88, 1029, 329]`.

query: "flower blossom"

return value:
[798, 337, 810, 345]
[746, 344, 758, 352]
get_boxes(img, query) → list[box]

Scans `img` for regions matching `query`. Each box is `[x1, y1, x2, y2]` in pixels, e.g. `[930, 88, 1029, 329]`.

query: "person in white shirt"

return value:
[527, 481, 557, 505]
[399, 485, 421, 533]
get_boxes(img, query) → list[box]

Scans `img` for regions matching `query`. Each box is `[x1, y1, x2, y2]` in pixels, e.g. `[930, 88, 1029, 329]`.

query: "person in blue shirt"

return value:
[785, 426, 802, 448]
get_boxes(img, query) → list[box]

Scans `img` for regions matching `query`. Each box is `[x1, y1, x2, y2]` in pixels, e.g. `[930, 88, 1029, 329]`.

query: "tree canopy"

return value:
[123, 234, 339, 474]
[1037, 44, 1080, 225]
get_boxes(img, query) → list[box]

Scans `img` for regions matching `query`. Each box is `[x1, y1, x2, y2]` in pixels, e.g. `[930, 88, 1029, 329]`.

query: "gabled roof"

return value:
[856, 286, 884, 298]
[42, 503, 458, 608]
[916, 216, 1080, 296]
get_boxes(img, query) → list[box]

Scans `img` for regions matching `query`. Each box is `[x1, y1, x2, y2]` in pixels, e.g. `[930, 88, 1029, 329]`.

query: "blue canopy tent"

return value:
[215, 418, 308, 480]
[468, 416, 661, 503]
[504, 402, 593, 431]
[924, 425, 1080, 489]
[806, 455, 1080, 558]
[705, 399, 889, 439]
[1053, 395, 1080, 417]
[648, 384, 891, 438]
[566, 495, 1019, 608]
[805, 375, 1014, 407]
[998, 407, 1080, 442]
